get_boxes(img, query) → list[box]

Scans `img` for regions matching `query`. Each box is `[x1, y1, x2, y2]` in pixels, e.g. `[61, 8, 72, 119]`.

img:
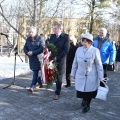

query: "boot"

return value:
[82, 98, 91, 113]
[82, 104, 90, 113]
[65, 80, 71, 87]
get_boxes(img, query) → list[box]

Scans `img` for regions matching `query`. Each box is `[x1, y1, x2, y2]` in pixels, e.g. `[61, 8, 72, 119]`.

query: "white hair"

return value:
[69, 35, 77, 46]
[99, 28, 107, 34]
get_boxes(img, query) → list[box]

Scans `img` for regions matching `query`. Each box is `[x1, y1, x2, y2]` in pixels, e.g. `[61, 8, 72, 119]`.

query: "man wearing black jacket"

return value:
[47, 23, 70, 100]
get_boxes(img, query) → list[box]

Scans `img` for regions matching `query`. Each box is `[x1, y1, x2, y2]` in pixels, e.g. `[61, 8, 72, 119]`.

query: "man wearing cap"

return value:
[93, 28, 116, 79]
[71, 33, 103, 113]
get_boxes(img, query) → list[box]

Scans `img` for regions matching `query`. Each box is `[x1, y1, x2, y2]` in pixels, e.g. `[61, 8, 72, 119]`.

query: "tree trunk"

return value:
[33, 0, 37, 26]
[89, 16, 94, 34]
[89, 0, 95, 34]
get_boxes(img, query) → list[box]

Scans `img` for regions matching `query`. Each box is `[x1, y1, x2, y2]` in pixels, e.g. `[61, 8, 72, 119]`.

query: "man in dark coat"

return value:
[47, 23, 70, 100]
[114, 41, 120, 72]
[24, 26, 45, 92]
[65, 35, 78, 87]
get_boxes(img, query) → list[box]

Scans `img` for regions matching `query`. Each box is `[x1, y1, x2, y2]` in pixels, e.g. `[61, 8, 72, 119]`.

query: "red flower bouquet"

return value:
[42, 43, 58, 87]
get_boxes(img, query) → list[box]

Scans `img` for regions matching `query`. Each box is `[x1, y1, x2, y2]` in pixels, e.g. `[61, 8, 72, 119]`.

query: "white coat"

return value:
[71, 46, 103, 92]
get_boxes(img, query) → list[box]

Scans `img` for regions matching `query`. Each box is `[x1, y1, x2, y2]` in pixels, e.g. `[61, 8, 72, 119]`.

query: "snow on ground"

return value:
[0, 55, 30, 80]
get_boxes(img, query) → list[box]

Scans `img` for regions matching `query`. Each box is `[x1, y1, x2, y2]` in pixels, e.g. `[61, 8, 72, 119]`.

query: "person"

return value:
[24, 26, 45, 92]
[71, 33, 103, 113]
[93, 28, 116, 79]
[65, 35, 78, 87]
[114, 41, 120, 72]
[107, 40, 116, 71]
[46, 23, 70, 100]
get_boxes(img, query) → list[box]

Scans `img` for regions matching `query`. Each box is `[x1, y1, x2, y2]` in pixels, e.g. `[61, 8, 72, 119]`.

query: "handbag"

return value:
[96, 80, 109, 101]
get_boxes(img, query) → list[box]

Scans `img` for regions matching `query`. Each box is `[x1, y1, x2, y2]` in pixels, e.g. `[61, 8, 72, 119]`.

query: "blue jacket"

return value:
[24, 35, 44, 71]
[93, 36, 116, 64]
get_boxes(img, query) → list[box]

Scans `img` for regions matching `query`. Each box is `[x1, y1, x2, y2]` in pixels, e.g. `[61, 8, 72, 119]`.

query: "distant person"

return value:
[71, 33, 103, 113]
[65, 35, 78, 87]
[47, 23, 70, 100]
[77, 35, 83, 47]
[107, 40, 116, 71]
[24, 26, 45, 92]
[93, 28, 116, 79]
[114, 41, 120, 72]
[106, 33, 115, 71]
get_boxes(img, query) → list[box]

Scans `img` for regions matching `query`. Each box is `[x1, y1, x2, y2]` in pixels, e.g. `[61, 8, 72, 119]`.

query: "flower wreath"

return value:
[43, 43, 58, 87]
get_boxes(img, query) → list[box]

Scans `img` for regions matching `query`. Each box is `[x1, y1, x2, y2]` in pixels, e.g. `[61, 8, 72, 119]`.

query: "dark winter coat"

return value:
[47, 33, 70, 74]
[24, 35, 45, 71]
[115, 44, 120, 62]
[66, 43, 78, 74]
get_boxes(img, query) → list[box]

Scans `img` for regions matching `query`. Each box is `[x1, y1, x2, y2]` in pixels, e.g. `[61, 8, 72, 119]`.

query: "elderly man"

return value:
[24, 26, 45, 92]
[93, 28, 116, 79]
[47, 23, 70, 100]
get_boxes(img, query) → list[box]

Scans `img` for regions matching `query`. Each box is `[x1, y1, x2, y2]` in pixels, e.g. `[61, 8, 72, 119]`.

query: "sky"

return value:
[0, 55, 30, 80]
[0, 0, 117, 19]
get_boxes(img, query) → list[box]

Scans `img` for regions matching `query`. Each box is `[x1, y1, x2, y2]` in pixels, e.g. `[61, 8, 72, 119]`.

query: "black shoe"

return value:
[82, 106, 90, 113]
[65, 84, 71, 88]
[53, 95, 59, 100]
[65, 78, 71, 88]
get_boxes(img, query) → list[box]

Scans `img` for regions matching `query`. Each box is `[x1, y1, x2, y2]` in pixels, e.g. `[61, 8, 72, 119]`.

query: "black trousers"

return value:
[103, 64, 108, 78]
[66, 73, 71, 85]
[55, 74, 64, 95]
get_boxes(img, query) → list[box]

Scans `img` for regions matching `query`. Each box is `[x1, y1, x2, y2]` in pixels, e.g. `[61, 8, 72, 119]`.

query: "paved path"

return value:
[0, 71, 120, 120]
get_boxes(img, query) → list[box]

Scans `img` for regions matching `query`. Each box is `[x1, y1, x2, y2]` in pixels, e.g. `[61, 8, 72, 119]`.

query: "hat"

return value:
[81, 33, 93, 42]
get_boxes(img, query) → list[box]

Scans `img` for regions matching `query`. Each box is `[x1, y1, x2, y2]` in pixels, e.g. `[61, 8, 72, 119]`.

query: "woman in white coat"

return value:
[71, 33, 103, 113]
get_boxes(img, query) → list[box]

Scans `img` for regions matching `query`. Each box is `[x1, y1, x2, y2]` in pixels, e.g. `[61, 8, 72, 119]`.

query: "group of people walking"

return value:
[23, 24, 116, 113]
